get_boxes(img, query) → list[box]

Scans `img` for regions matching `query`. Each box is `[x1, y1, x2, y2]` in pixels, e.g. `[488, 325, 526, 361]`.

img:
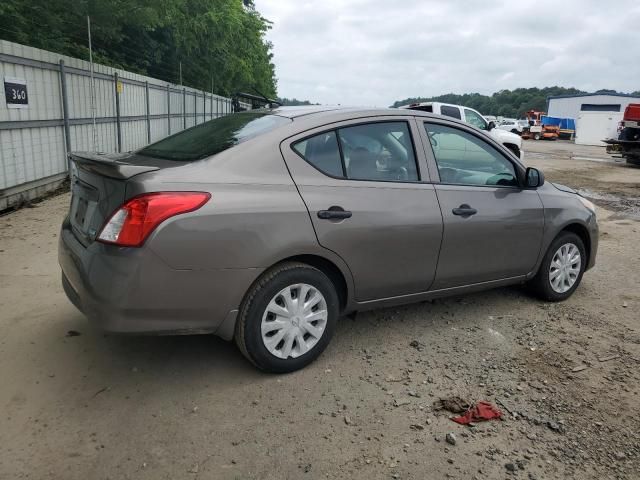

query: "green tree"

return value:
[0, 0, 276, 97]
[391, 86, 602, 118]
[277, 97, 317, 106]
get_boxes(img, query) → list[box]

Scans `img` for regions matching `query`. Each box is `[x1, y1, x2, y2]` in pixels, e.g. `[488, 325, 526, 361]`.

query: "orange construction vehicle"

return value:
[521, 110, 559, 140]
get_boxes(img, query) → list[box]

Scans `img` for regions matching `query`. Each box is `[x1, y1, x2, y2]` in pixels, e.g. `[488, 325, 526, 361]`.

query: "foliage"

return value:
[0, 0, 277, 97]
[276, 97, 318, 106]
[390, 86, 640, 118]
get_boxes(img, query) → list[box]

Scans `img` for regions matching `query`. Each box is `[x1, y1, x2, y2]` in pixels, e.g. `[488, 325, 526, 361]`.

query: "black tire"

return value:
[533, 133, 541, 140]
[528, 232, 586, 301]
[235, 262, 339, 373]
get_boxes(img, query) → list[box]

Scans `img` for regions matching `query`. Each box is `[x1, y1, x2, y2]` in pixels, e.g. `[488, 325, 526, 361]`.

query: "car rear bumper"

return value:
[58, 217, 262, 337]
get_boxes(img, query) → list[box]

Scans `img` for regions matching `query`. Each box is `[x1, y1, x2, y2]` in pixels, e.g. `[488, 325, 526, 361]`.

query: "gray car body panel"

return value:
[279, 115, 443, 301]
[58, 107, 598, 337]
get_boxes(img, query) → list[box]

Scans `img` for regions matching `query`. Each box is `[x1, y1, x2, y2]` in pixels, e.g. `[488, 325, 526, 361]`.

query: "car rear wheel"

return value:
[528, 232, 586, 301]
[235, 262, 339, 373]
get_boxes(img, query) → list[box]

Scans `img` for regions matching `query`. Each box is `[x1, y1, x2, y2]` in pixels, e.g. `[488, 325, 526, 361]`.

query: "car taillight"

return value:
[97, 192, 211, 247]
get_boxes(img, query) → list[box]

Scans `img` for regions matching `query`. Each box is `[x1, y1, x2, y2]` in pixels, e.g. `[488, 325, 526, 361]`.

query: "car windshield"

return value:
[138, 112, 291, 161]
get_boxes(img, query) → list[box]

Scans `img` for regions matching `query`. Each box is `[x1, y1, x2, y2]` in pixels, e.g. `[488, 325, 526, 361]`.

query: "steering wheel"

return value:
[486, 172, 516, 186]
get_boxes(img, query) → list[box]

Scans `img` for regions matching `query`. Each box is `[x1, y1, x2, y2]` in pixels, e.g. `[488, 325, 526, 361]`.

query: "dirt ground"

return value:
[1, 140, 639, 480]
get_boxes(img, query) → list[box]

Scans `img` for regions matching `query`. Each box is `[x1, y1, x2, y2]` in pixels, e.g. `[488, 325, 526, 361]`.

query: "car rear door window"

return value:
[440, 105, 462, 120]
[337, 122, 419, 182]
[425, 123, 518, 187]
[292, 131, 344, 177]
[293, 122, 420, 182]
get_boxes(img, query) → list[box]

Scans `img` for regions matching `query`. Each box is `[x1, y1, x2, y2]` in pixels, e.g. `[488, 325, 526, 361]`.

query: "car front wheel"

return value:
[235, 262, 339, 373]
[528, 232, 586, 301]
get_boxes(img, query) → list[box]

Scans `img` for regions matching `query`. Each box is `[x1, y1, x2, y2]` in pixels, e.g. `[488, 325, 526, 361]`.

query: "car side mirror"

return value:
[487, 121, 496, 131]
[525, 167, 545, 188]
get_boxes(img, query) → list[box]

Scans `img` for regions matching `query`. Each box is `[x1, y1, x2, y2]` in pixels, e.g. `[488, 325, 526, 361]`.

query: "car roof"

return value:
[228, 107, 525, 171]
[267, 105, 445, 122]
[267, 106, 345, 118]
[245, 105, 479, 138]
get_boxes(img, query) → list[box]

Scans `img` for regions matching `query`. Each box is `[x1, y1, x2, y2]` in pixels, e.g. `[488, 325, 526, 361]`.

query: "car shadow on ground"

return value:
[40, 285, 534, 390]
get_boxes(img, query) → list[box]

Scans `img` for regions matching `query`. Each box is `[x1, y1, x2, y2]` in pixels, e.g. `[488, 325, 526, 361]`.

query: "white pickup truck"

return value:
[398, 101, 524, 160]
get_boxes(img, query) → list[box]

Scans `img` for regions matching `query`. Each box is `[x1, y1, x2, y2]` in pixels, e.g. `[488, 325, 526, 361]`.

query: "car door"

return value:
[280, 118, 443, 302]
[418, 120, 544, 290]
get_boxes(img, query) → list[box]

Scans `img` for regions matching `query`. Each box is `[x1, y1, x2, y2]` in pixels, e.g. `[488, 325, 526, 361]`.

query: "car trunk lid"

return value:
[68, 152, 179, 246]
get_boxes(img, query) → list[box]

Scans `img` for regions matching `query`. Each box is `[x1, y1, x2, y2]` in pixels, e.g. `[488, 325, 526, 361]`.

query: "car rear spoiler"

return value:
[69, 152, 160, 180]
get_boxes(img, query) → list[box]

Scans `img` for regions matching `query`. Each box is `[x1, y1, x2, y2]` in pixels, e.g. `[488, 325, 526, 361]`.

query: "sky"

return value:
[256, 0, 640, 107]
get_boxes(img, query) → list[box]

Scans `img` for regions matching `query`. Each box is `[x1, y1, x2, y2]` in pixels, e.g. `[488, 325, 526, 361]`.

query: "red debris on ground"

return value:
[451, 401, 502, 425]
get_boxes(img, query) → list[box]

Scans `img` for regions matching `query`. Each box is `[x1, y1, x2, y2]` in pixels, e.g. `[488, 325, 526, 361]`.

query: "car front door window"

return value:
[425, 124, 518, 187]
[464, 109, 488, 130]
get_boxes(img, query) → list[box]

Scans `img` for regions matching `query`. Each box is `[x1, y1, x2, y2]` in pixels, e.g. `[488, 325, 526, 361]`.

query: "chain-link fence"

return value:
[0, 40, 235, 210]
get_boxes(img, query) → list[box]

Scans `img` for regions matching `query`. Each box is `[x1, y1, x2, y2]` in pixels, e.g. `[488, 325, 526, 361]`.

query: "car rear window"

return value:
[138, 112, 291, 161]
[409, 105, 433, 112]
[440, 105, 462, 119]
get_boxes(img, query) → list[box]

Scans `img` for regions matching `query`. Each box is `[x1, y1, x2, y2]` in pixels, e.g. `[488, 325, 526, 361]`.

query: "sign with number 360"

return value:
[4, 77, 29, 109]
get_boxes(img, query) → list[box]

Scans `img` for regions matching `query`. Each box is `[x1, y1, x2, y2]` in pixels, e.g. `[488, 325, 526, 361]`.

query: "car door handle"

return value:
[317, 207, 352, 220]
[452, 204, 478, 217]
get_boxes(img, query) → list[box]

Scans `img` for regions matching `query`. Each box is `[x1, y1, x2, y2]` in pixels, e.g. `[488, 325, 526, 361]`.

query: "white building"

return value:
[547, 93, 640, 146]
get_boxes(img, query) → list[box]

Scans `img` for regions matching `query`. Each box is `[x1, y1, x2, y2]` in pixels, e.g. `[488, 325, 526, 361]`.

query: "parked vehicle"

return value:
[521, 110, 559, 140]
[498, 118, 523, 135]
[540, 116, 576, 140]
[605, 103, 640, 166]
[59, 107, 598, 372]
[398, 102, 524, 159]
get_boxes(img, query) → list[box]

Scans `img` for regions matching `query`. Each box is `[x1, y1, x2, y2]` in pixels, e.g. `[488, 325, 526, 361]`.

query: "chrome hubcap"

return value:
[549, 243, 581, 293]
[261, 283, 328, 359]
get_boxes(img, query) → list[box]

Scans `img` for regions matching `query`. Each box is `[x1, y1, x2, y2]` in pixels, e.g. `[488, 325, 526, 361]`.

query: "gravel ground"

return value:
[1, 140, 639, 479]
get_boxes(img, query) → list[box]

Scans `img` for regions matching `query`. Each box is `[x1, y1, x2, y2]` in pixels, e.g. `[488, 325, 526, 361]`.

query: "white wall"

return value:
[575, 111, 624, 146]
[548, 95, 640, 147]
[0, 40, 232, 210]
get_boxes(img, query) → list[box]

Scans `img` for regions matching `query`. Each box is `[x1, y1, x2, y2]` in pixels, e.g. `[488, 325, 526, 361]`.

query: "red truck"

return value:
[605, 103, 640, 165]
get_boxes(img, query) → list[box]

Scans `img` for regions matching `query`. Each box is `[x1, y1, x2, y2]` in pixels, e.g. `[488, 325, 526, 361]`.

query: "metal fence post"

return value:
[183, 88, 186, 130]
[114, 72, 122, 152]
[145, 81, 151, 144]
[203, 93, 206, 123]
[210, 94, 213, 120]
[58, 60, 72, 169]
[167, 85, 171, 135]
[194, 91, 197, 125]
